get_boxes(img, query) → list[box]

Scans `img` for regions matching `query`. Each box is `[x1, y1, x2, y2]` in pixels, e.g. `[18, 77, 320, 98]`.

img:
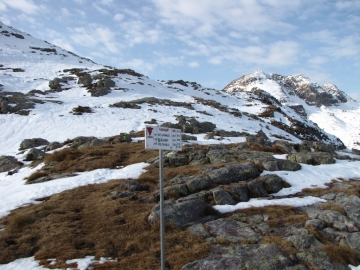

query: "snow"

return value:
[0, 163, 148, 218]
[1, 22, 360, 269]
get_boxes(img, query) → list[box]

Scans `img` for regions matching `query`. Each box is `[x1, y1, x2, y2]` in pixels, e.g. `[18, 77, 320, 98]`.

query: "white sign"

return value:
[145, 125, 182, 151]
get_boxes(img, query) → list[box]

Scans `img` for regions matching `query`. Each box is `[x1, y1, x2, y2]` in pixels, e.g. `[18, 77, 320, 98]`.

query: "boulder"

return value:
[19, 138, 50, 150]
[0, 156, 23, 173]
[97, 78, 116, 88]
[246, 130, 272, 148]
[204, 134, 215, 140]
[247, 178, 268, 197]
[273, 140, 293, 154]
[45, 141, 63, 152]
[70, 136, 96, 148]
[204, 218, 261, 242]
[181, 244, 293, 270]
[229, 183, 250, 202]
[181, 134, 197, 141]
[313, 142, 335, 153]
[108, 191, 136, 198]
[212, 188, 236, 205]
[276, 159, 302, 171]
[287, 152, 335, 165]
[153, 184, 188, 201]
[260, 174, 287, 194]
[168, 153, 187, 167]
[77, 74, 93, 86]
[148, 199, 209, 227]
[27, 172, 77, 184]
[207, 162, 260, 185]
[206, 148, 237, 164]
[23, 148, 47, 161]
[49, 78, 66, 90]
[186, 175, 211, 193]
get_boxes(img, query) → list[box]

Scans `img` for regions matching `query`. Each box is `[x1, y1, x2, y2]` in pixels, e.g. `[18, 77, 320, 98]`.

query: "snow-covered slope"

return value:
[0, 21, 357, 158]
[224, 70, 360, 150]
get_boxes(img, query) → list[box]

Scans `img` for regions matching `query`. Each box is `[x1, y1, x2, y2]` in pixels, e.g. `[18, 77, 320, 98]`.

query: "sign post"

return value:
[145, 125, 182, 270]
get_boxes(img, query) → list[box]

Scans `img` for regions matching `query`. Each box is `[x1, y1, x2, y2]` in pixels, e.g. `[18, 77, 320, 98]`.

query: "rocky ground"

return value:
[1, 130, 360, 269]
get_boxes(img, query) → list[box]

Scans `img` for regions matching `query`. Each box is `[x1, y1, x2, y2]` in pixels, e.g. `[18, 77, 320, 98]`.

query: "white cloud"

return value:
[188, 61, 199, 68]
[61, 8, 70, 16]
[51, 38, 75, 52]
[119, 20, 162, 46]
[113, 13, 124, 21]
[335, 0, 360, 10]
[70, 26, 119, 54]
[151, 0, 297, 36]
[122, 58, 156, 73]
[308, 56, 328, 66]
[0, 0, 42, 14]
[92, 3, 110, 15]
[0, 14, 10, 25]
[100, 0, 114, 5]
[208, 40, 299, 67]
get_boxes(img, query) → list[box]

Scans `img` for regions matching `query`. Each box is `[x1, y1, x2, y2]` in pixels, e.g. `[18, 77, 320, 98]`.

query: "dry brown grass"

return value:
[260, 236, 297, 255]
[321, 244, 360, 266]
[233, 205, 309, 228]
[27, 142, 159, 182]
[0, 179, 210, 269]
[26, 171, 49, 183]
[319, 203, 347, 214]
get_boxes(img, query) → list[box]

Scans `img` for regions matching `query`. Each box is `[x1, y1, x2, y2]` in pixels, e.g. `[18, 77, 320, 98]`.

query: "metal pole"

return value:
[159, 149, 165, 270]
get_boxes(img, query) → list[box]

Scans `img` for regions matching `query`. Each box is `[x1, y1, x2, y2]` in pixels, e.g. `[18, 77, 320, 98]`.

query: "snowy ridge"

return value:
[223, 70, 360, 150]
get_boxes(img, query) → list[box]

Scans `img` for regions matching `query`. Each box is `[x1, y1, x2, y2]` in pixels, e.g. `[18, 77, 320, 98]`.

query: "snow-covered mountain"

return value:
[1, 21, 359, 157]
[223, 70, 360, 151]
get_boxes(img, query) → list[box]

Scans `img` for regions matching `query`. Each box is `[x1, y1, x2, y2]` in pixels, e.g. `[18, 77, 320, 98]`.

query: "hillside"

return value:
[1, 22, 360, 270]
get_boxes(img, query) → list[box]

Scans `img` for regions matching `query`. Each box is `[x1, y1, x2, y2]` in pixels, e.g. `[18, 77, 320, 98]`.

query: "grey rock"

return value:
[0, 156, 23, 173]
[168, 153, 187, 167]
[19, 138, 50, 150]
[186, 175, 211, 193]
[229, 183, 250, 202]
[204, 134, 215, 140]
[188, 224, 211, 238]
[108, 191, 136, 198]
[45, 141, 63, 152]
[70, 136, 96, 148]
[247, 178, 268, 197]
[273, 140, 293, 154]
[148, 199, 209, 227]
[287, 152, 335, 165]
[23, 148, 47, 161]
[206, 148, 237, 164]
[246, 130, 272, 148]
[285, 228, 322, 251]
[77, 74, 93, 86]
[305, 219, 327, 230]
[181, 244, 293, 270]
[88, 86, 111, 97]
[212, 188, 236, 205]
[277, 159, 302, 171]
[49, 77, 66, 90]
[207, 162, 260, 185]
[261, 174, 286, 194]
[313, 142, 335, 153]
[181, 134, 197, 141]
[27, 172, 77, 184]
[205, 218, 260, 242]
[97, 78, 116, 88]
[120, 180, 141, 191]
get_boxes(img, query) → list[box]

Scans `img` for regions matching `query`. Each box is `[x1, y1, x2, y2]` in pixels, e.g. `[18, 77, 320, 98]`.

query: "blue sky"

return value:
[0, 0, 359, 100]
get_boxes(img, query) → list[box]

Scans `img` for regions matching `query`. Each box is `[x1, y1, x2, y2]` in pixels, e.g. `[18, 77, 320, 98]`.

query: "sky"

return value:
[0, 0, 359, 100]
